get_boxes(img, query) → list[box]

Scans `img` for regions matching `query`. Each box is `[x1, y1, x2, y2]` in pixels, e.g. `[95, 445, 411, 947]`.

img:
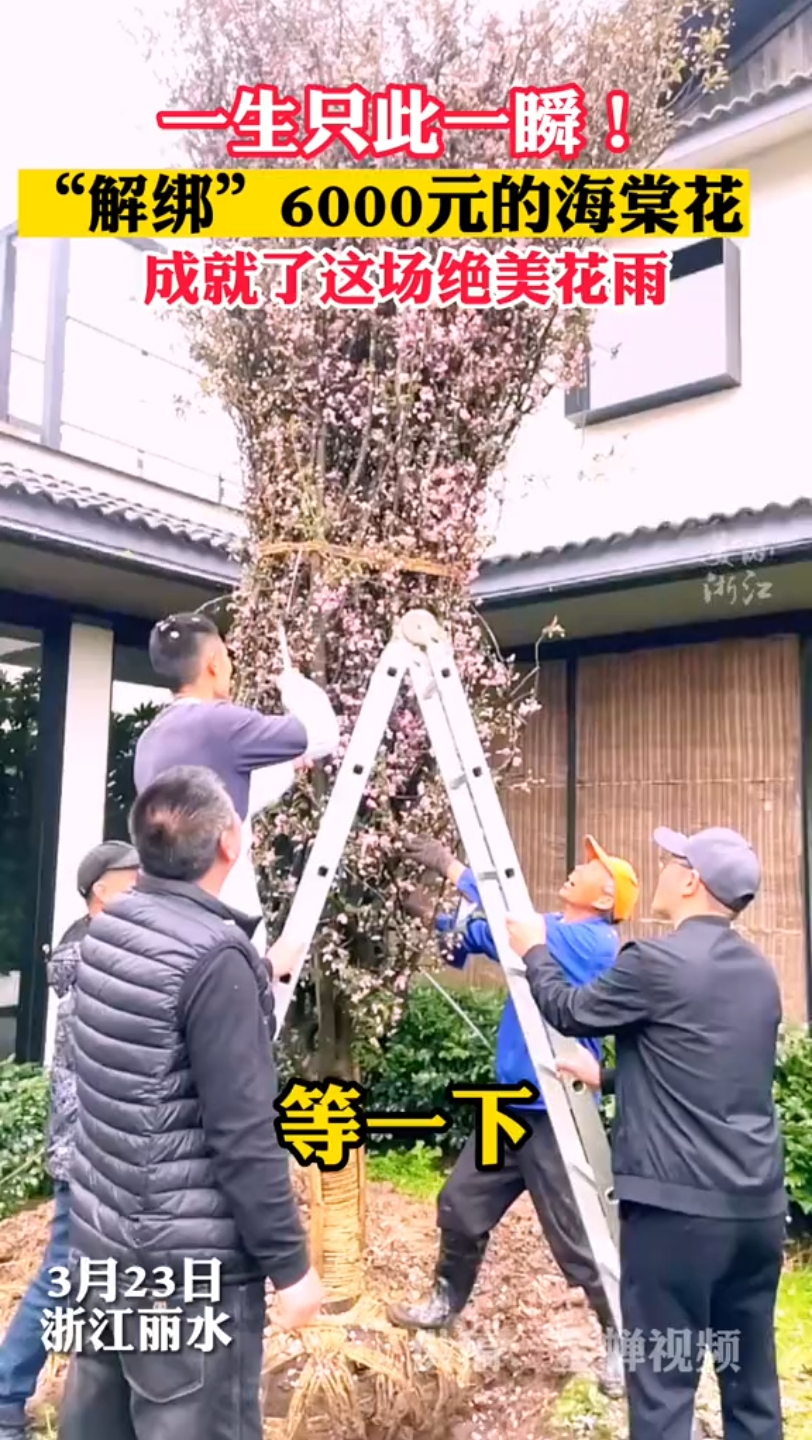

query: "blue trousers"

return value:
[0, 1183, 71, 1429]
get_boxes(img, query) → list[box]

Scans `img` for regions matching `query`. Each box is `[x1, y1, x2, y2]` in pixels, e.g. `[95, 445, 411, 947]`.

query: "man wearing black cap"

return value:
[507, 827, 786, 1440]
[0, 842, 139, 1440]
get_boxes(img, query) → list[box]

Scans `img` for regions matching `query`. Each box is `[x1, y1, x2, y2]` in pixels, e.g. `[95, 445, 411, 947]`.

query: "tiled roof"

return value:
[481, 498, 812, 571]
[677, 2, 812, 134]
[483, 386, 812, 567]
[0, 462, 242, 559]
[678, 69, 812, 134]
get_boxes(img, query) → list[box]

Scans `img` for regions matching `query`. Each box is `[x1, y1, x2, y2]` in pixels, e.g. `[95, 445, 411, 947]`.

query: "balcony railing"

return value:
[0, 229, 243, 510]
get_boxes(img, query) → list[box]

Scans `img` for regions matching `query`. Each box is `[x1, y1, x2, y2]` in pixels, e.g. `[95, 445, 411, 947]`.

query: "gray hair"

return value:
[129, 765, 237, 883]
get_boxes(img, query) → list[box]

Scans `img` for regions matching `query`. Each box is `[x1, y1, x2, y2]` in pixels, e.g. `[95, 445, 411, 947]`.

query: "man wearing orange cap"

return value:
[389, 833, 639, 1397]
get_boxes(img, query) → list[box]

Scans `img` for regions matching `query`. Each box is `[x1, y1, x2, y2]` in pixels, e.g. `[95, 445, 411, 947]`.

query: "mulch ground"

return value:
[363, 1178, 606, 1439]
[0, 1181, 607, 1439]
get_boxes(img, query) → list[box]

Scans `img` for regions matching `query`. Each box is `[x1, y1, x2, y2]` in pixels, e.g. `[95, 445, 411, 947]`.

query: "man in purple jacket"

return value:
[134, 613, 331, 825]
[134, 612, 339, 962]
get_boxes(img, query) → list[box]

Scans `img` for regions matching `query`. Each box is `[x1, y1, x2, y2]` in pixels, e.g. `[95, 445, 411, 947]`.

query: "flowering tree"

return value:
[160, 0, 728, 1338]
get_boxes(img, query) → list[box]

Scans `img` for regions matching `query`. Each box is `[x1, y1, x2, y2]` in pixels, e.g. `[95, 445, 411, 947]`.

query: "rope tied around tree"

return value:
[256, 539, 470, 584]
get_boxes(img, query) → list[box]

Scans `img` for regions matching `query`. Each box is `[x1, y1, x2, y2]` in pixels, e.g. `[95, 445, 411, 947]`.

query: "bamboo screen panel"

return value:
[575, 636, 806, 1021]
[446, 659, 568, 992]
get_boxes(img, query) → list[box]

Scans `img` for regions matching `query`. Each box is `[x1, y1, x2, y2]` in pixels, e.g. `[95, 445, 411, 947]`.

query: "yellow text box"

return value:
[18, 168, 750, 241]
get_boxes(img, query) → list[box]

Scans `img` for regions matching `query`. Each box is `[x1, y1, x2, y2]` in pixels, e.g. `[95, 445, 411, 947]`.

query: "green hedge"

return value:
[775, 1027, 812, 1218]
[0, 991, 810, 1223]
[361, 984, 812, 1220]
[363, 981, 504, 1155]
[0, 1061, 52, 1219]
[599, 1028, 812, 1220]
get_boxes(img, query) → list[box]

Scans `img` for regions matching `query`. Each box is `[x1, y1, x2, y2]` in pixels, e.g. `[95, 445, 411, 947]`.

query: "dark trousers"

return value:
[620, 1202, 785, 1440]
[438, 1108, 612, 1330]
[58, 1281, 266, 1440]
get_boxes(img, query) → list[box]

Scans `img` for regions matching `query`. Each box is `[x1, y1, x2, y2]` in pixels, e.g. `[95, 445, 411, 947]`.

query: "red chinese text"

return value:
[144, 245, 671, 310]
[157, 83, 628, 161]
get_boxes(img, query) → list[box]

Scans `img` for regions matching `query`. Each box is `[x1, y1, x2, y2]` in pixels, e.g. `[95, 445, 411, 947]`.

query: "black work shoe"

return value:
[388, 1277, 459, 1331]
[388, 1230, 488, 1332]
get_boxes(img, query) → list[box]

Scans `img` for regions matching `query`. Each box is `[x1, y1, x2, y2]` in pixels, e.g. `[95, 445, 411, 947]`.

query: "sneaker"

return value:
[598, 1334, 625, 1399]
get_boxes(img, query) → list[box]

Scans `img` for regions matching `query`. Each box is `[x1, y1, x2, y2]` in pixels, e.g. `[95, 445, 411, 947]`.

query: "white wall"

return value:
[492, 128, 812, 558]
[112, 680, 170, 715]
[5, 236, 246, 515]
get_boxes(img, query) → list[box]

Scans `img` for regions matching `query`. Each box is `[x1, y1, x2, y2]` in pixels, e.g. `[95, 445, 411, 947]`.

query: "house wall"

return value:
[598, 129, 812, 505]
[2, 235, 246, 513]
[492, 125, 812, 561]
[505, 661, 570, 915]
[575, 634, 806, 1021]
[471, 88, 812, 1022]
[464, 633, 807, 1022]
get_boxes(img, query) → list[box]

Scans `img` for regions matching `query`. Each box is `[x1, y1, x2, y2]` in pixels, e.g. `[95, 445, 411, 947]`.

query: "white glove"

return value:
[277, 670, 340, 761]
[248, 762, 297, 817]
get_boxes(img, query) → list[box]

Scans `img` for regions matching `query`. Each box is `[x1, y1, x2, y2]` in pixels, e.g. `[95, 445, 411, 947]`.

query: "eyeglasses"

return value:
[658, 852, 694, 873]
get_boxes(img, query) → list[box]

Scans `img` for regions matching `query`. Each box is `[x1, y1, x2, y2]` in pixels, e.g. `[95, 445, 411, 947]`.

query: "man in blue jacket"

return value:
[389, 833, 639, 1396]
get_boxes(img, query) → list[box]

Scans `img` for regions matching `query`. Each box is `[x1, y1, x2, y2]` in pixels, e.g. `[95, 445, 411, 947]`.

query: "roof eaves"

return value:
[677, 68, 812, 134]
[0, 462, 243, 560]
[474, 500, 812, 604]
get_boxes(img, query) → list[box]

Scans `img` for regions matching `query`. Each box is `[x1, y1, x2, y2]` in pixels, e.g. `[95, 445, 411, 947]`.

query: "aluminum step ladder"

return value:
[272, 609, 622, 1333]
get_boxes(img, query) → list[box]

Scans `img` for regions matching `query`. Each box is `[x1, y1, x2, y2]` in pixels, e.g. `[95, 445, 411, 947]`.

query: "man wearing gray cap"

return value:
[0, 841, 139, 1440]
[507, 826, 785, 1440]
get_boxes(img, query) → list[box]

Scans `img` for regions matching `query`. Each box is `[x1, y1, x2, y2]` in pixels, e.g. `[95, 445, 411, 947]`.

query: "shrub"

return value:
[0, 1061, 52, 1219]
[775, 1027, 812, 1220]
[362, 978, 504, 1155]
[599, 1035, 616, 1131]
[601, 1030, 812, 1228]
[0, 998, 810, 1225]
[361, 988, 812, 1224]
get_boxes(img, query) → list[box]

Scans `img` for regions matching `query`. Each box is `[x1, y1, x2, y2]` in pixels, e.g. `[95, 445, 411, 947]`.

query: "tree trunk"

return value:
[310, 979, 366, 1309]
[308, 1147, 366, 1310]
[302, 555, 366, 1308]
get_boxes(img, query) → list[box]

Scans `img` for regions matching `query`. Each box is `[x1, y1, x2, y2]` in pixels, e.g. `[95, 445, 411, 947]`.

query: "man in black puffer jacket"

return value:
[59, 765, 324, 1440]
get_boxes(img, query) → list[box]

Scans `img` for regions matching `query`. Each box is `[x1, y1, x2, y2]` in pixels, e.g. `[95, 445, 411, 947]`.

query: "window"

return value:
[7, 238, 49, 431]
[62, 240, 242, 499]
[2, 232, 243, 504]
[106, 642, 171, 841]
[565, 239, 742, 426]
